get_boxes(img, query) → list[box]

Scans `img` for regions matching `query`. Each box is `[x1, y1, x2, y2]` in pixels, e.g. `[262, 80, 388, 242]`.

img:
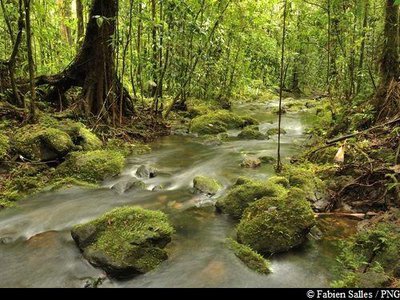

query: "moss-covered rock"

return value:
[106, 139, 151, 156]
[60, 121, 102, 151]
[241, 116, 260, 127]
[190, 110, 245, 135]
[227, 238, 271, 274]
[193, 176, 222, 195]
[14, 125, 75, 161]
[57, 150, 125, 183]
[268, 176, 290, 188]
[216, 179, 288, 219]
[241, 157, 262, 168]
[0, 133, 10, 160]
[71, 206, 174, 279]
[237, 188, 316, 254]
[267, 128, 287, 136]
[238, 127, 267, 140]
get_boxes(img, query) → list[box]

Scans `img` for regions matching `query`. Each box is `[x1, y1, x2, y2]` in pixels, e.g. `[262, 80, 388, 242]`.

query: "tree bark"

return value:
[57, 0, 72, 45]
[76, 0, 84, 43]
[373, 0, 400, 121]
[24, 0, 36, 122]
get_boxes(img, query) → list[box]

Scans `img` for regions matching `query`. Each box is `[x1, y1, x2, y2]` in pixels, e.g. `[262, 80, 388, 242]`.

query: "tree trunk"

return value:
[357, 0, 369, 95]
[24, 0, 36, 122]
[38, 0, 132, 123]
[373, 0, 400, 121]
[57, 0, 72, 45]
[76, 0, 84, 43]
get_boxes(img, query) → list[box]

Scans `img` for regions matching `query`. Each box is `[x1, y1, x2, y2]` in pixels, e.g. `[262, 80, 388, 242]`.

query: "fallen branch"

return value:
[326, 116, 400, 145]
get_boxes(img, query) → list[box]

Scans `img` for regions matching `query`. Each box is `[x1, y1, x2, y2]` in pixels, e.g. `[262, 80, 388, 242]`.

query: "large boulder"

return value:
[0, 133, 10, 160]
[71, 207, 174, 279]
[216, 179, 287, 219]
[57, 150, 125, 183]
[237, 188, 316, 254]
[14, 125, 74, 161]
[193, 176, 222, 195]
[190, 110, 246, 135]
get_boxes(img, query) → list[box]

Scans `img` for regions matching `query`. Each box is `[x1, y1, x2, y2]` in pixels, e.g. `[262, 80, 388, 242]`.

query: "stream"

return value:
[0, 101, 356, 288]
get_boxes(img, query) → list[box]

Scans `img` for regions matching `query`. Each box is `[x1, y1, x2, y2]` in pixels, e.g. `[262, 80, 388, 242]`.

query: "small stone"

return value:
[241, 157, 262, 169]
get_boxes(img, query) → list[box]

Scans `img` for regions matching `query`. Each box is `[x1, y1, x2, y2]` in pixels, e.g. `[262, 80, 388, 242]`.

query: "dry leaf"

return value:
[334, 146, 345, 163]
[390, 165, 400, 173]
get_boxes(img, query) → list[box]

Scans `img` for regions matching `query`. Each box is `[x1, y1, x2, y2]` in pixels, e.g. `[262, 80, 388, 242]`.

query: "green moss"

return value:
[56, 150, 125, 183]
[106, 139, 151, 157]
[284, 164, 325, 197]
[227, 238, 271, 274]
[60, 121, 102, 151]
[216, 179, 288, 219]
[238, 127, 267, 140]
[267, 128, 287, 136]
[268, 176, 290, 188]
[14, 125, 74, 161]
[190, 110, 245, 135]
[241, 116, 260, 127]
[237, 189, 316, 254]
[71, 206, 174, 278]
[0, 133, 10, 160]
[193, 176, 222, 195]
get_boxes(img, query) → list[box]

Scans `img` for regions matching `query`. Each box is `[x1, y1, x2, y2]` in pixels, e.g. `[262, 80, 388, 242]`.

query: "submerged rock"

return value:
[259, 156, 276, 164]
[216, 179, 287, 219]
[57, 150, 125, 183]
[193, 176, 222, 195]
[71, 207, 174, 279]
[14, 125, 75, 161]
[136, 165, 158, 179]
[237, 188, 316, 254]
[227, 238, 271, 274]
[241, 157, 262, 169]
[266, 128, 287, 136]
[238, 127, 267, 140]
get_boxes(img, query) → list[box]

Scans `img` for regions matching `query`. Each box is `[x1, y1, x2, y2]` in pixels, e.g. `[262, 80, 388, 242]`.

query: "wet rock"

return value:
[238, 127, 267, 140]
[237, 187, 316, 254]
[152, 185, 165, 192]
[71, 207, 174, 279]
[259, 156, 276, 164]
[136, 165, 158, 179]
[241, 157, 262, 169]
[193, 176, 222, 195]
[83, 276, 106, 288]
[112, 177, 146, 194]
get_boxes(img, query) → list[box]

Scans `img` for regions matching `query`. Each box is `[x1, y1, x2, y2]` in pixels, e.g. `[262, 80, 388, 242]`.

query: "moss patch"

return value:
[0, 133, 10, 160]
[267, 128, 287, 136]
[71, 206, 174, 278]
[59, 121, 103, 151]
[14, 125, 75, 161]
[57, 150, 125, 183]
[237, 188, 316, 254]
[190, 110, 246, 135]
[238, 127, 267, 140]
[106, 139, 151, 157]
[193, 176, 222, 195]
[216, 179, 288, 219]
[227, 238, 271, 274]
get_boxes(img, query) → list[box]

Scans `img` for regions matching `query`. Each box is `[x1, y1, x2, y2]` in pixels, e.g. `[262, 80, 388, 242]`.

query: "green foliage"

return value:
[332, 221, 400, 288]
[0, 133, 10, 160]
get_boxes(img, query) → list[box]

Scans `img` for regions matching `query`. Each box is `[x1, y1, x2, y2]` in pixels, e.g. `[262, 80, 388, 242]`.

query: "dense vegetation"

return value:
[0, 0, 399, 289]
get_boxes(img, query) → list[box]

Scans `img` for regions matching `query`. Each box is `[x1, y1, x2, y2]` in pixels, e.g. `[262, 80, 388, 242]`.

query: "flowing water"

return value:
[0, 101, 357, 288]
